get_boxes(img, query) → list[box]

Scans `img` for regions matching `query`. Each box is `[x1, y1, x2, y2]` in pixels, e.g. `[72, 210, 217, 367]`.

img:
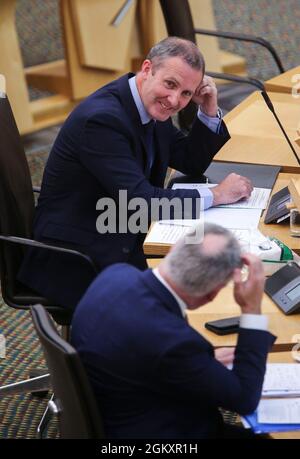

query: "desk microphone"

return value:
[260, 90, 300, 166]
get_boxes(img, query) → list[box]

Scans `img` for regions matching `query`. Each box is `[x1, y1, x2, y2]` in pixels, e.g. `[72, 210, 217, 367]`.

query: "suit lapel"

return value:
[117, 74, 170, 182]
[117, 74, 149, 172]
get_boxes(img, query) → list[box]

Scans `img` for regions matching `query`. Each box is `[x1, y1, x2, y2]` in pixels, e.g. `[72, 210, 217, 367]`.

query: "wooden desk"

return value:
[265, 66, 300, 94]
[147, 259, 300, 352]
[215, 92, 300, 172]
[144, 172, 300, 351]
[143, 172, 300, 256]
[187, 285, 300, 352]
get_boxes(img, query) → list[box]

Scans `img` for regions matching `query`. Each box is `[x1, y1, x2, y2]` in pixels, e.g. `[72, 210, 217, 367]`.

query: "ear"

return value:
[140, 59, 152, 78]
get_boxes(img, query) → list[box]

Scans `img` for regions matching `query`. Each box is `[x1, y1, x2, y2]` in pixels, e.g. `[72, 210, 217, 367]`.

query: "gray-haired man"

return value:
[72, 223, 275, 438]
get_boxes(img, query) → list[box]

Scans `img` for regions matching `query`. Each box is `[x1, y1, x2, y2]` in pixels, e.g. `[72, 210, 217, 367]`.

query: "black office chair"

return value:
[0, 92, 98, 432]
[29, 304, 104, 439]
[159, 0, 285, 130]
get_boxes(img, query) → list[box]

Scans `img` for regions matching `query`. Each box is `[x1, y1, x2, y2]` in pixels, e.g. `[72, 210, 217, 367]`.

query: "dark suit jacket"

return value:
[19, 73, 230, 308]
[71, 264, 276, 439]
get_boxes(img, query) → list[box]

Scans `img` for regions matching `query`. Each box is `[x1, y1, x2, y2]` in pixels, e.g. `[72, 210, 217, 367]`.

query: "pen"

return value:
[158, 222, 193, 228]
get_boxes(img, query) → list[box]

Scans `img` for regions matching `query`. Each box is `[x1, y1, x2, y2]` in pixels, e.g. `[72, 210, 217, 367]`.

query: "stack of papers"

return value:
[241, 364, 300, 433]
[262, 364, 300, 398]
[242, 411, 300, 434]
[258, 399, 300, 424]
[145, 219, 200, 245]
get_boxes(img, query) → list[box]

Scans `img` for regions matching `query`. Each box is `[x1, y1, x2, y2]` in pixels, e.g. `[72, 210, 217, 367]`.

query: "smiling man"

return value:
[19, 37, 253, 309]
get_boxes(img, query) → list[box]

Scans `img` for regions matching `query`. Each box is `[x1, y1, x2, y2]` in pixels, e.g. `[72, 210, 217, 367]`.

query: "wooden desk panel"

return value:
[187, 281, 300, 352]
[265, 66, 300, 94]
[146, 260, 300, 351]
[215, 92, 300, 171]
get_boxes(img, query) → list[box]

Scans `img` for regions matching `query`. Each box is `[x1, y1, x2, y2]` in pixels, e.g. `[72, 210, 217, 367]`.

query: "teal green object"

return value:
[269, 237, 294, 261]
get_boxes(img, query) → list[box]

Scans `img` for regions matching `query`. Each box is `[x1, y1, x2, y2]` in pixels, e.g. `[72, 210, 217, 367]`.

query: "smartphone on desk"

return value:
[205, 316, 240, 335]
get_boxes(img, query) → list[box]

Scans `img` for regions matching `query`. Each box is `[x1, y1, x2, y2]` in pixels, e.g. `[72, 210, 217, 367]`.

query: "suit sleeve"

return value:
[168, 117, 230, 175]
[155, 328, 276, 416]
[79, 115, 201, 219]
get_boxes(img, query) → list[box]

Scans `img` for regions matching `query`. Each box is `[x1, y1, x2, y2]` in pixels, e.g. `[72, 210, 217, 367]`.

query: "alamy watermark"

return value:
[96, 190, 204, 243]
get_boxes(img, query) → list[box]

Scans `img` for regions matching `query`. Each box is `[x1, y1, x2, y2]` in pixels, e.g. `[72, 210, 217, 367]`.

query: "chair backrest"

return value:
[159, 0, 197, 130]
[0, 94, 35, 299]
[159, 0, 196, 43]
[31, 304, 105, 439]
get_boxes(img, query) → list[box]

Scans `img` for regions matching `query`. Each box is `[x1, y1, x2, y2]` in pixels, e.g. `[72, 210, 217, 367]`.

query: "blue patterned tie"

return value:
[143, 120, 155, 174]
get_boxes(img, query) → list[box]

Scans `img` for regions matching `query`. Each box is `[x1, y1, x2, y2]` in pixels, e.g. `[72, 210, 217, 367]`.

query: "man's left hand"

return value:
[192, 75, 218, 117]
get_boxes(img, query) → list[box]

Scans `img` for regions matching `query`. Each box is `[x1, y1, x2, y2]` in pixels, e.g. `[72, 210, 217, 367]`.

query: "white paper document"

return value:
[172, 183, 271, 209]
[144, 220, 200, 244]
[258, 398, 300, 424]
[144, 207, 262, 245]
[203, 207, 261, 229]
[218, 188, 271, 209]
[262, 364, 300, 396]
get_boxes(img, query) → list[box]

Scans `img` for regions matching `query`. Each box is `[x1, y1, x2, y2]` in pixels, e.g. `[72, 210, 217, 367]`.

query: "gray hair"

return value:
[147, 36, 205, 73]
[165, 223, 242, 296]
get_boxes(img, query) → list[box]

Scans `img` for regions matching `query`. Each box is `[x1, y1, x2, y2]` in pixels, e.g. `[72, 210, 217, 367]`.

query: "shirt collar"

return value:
[153, 268, 187, 317]
[128, 76, 152, 125]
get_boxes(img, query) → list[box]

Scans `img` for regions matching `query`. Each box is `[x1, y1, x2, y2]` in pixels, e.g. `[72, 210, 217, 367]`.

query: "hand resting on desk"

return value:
[211, 173, 253, 206]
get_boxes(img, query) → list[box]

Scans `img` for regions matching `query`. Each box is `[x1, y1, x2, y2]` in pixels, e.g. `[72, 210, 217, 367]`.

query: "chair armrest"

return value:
[32, 186, 41, 193]
[0, 234, 98, 274]
[194, 28, 285, 74]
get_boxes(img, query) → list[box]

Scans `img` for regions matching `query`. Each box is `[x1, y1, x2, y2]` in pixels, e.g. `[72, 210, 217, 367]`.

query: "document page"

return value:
[172, 183, 271, 209]
[262, 364, 300, 396]
[203, 207, 261, 229]
[218, 188, 271, 209]
[258, 398, 300, 424]
[144, 220, 199, 244]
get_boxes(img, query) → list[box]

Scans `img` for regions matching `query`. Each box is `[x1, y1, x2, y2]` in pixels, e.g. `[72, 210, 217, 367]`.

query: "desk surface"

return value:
[147, 258, 300, 352]
[145, 171, 300, 351]
[215, 91, 300, 171]
[143, 172, 300, 256]
[265, 66, 300, 94]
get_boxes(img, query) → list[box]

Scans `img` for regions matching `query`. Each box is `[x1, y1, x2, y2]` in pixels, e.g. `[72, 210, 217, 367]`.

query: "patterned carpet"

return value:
[0, 150, 58, 439]
[213, 0, 300, 80]
[0, 300, 58, 439]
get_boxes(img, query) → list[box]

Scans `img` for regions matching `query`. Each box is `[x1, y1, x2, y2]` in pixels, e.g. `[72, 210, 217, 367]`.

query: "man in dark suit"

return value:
[19, 37, 252, 308]
[71, 223, 275, 439]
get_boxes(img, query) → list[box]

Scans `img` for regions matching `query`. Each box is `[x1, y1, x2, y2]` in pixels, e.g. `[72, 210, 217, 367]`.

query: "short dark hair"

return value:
[147, 36, 205, 73]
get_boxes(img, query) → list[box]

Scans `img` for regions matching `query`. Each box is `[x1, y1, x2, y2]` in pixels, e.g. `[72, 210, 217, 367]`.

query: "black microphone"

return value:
[260, 90, 300, 166]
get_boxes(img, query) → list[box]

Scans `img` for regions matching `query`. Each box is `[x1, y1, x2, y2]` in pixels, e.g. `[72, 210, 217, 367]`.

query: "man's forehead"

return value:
[157, 57, 202, 80]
